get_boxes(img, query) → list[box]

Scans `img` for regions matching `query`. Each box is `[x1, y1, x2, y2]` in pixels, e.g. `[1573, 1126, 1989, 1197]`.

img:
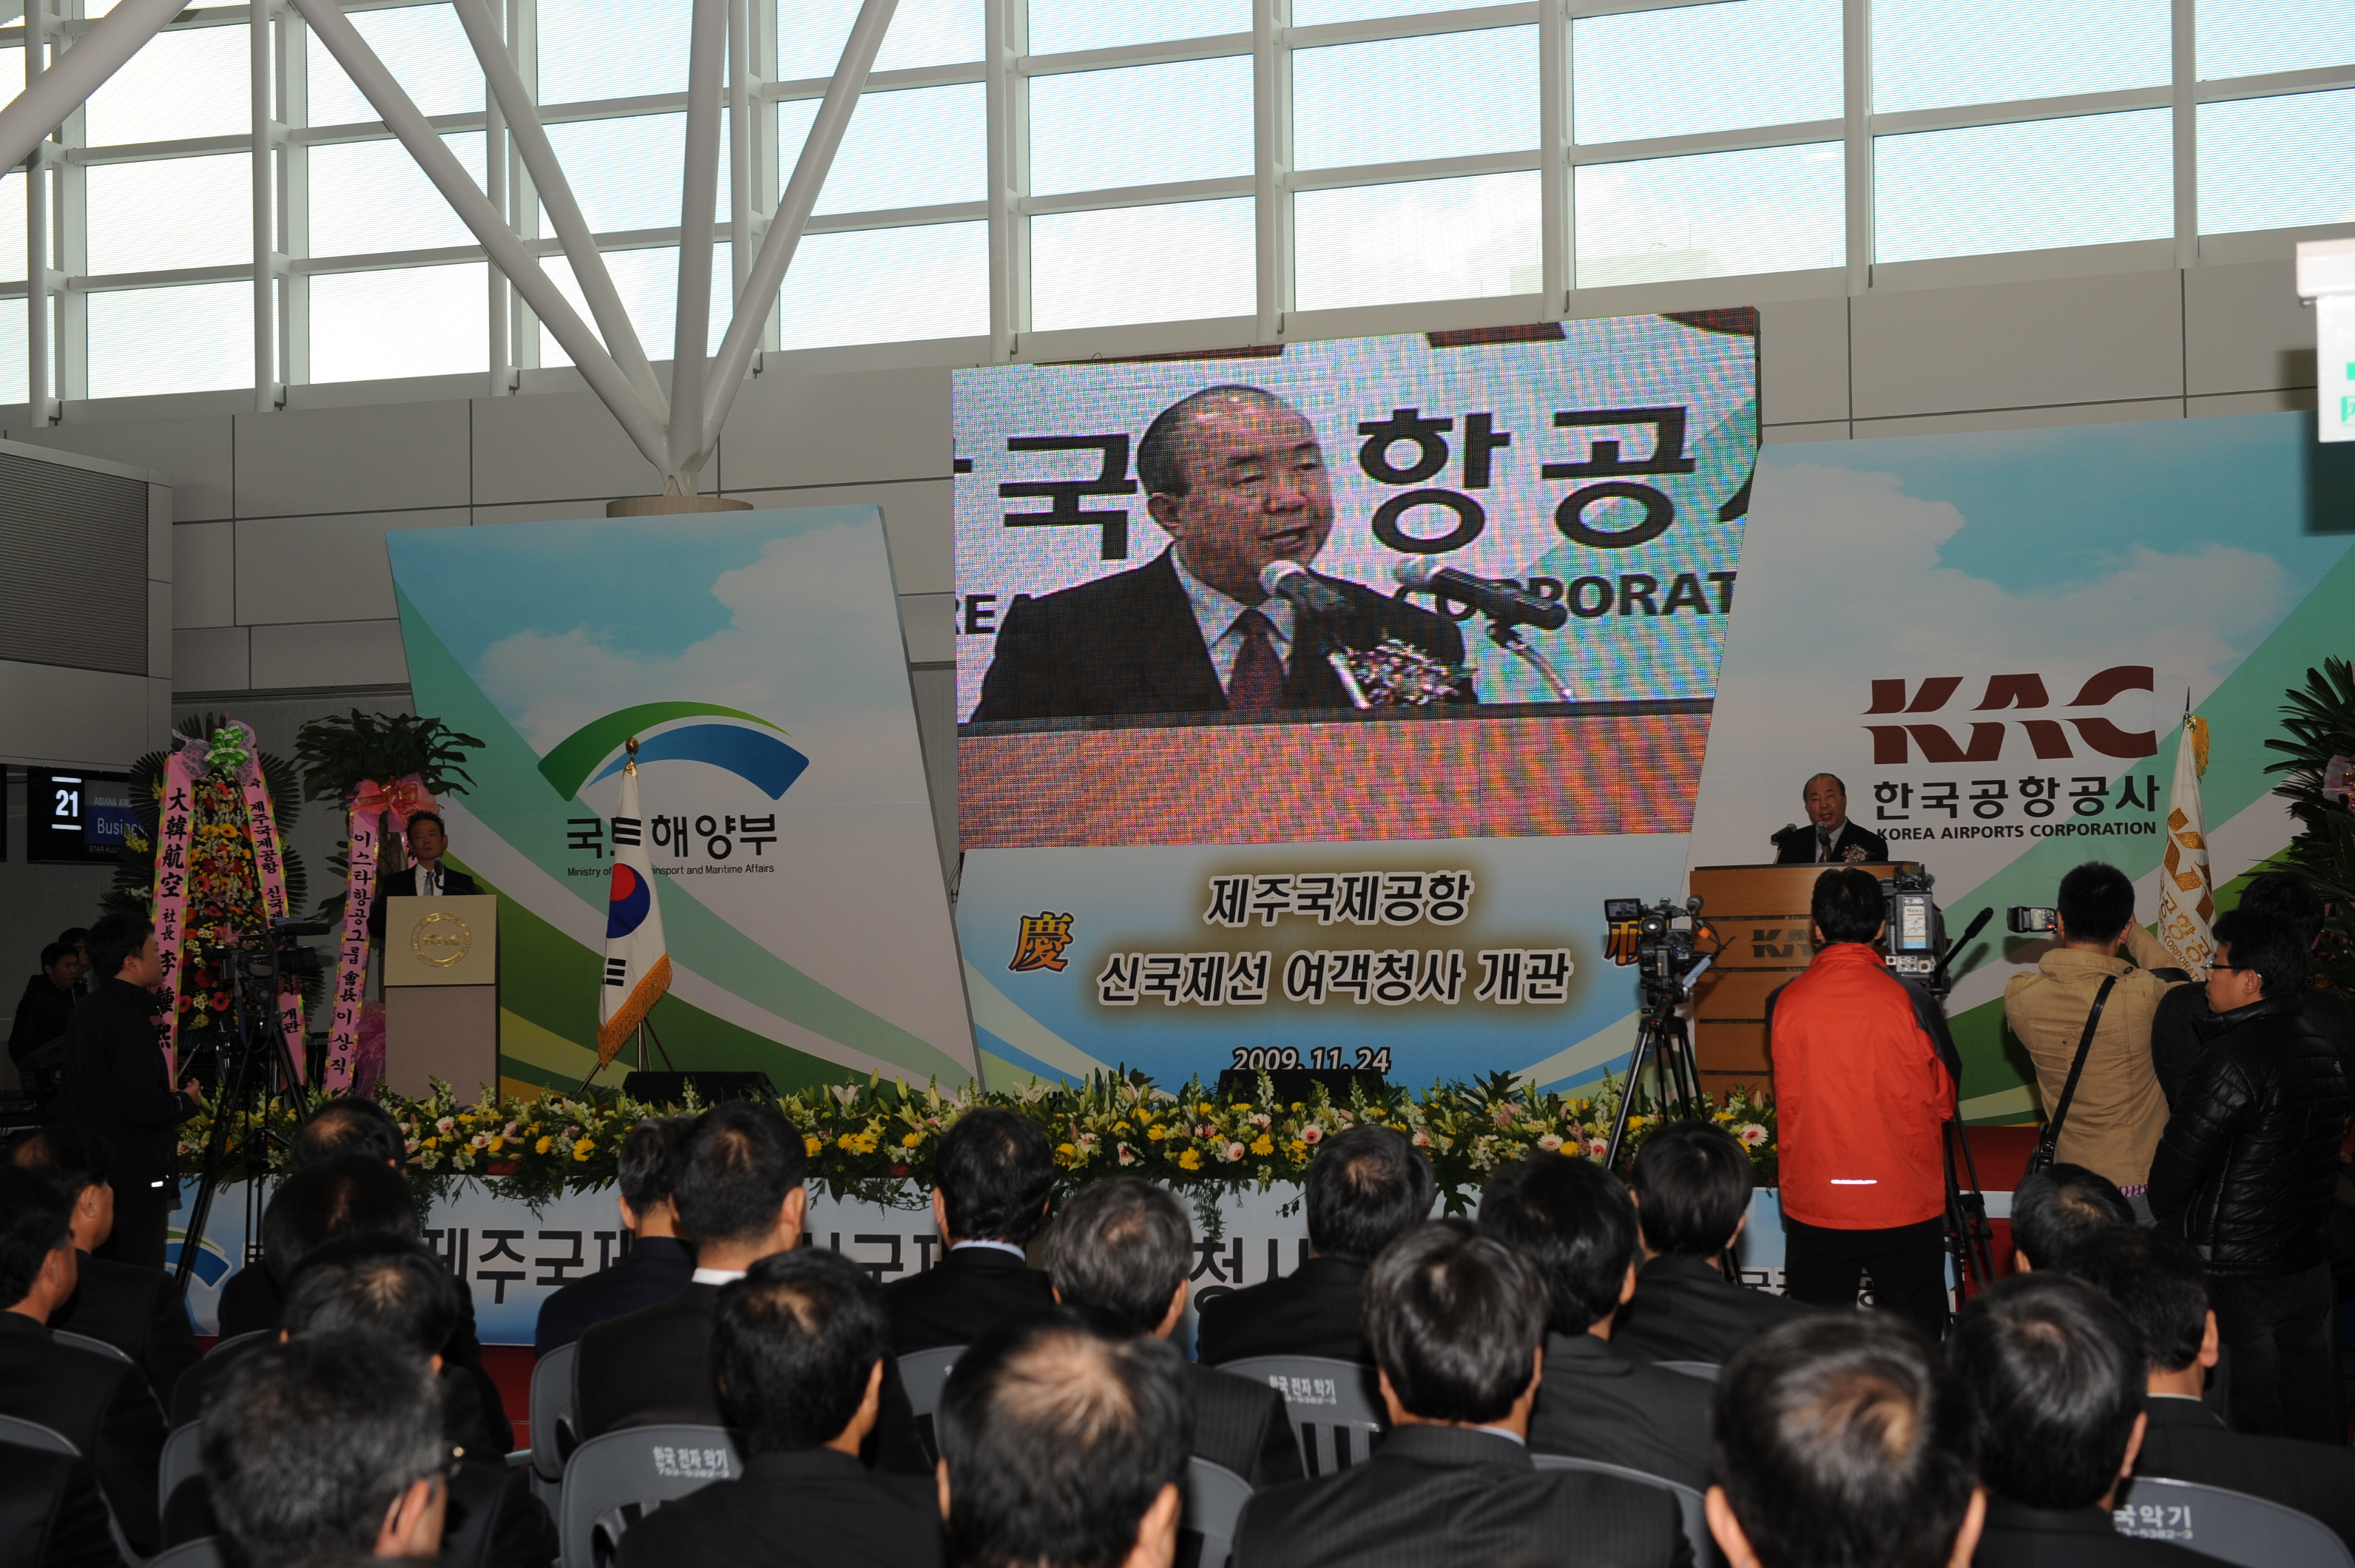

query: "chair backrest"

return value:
[558, 1424, 741, 1568]
[1218, 1356, 1386, 1477]
[206, 1329, 276, 1360]
[160, 1419, 207, 1512]
[2115, 1475, 2355, 1568]
[1183, 1457, 1254, 1568]
[531, 1342, 580, 1485]
[0, 1414, 78, 1457]
[144, 1536, 227, 1568]
[55, 1329, 134, 1366]
[1655, 1361, 1721, 1382]
[1532, 1453, 1719, 1568]
[898, 1345, 965, 1418]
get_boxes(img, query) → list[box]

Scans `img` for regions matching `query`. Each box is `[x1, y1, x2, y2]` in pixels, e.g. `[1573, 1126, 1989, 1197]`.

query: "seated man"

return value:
[0, 1166, 167, 1557]
[1197, 1124, 1434, 1366]
[1616, 1121, 1811, 1365]
[216, 1098, 410, 1334]
[2068, 1226, 2355, 1555]
[617, 1250, 942, 1568]
[11, 1125, 200, 1408]
[536, 1116, 694, 1355]
[203, 1334, 447, 1568]
[1479, 1152, 1714, 1491]
[936, 1311, 1188, 1568]
[1706, 1314, 1981, 1568]
[1234, 1221, 1685, 1568]
[1044, 1177, 1302, 1487]
[2008, 1163, 2133, 1273]
[1949, 1275, 2206, 1566]
[884, 1108, 1055, 1356]
[0, 1439, 117, 1568]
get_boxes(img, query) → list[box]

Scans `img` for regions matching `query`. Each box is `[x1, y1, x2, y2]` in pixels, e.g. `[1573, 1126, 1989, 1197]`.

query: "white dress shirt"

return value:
[1172, 551, 1297, 696]
[692, 1266, 748, 1285]
[417, 860, 445, 897]
[950, 1240, 1029, 1260]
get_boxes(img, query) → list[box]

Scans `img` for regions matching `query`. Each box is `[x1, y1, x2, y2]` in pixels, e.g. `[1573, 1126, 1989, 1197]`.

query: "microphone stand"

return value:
[1481, 617, 1575, 701]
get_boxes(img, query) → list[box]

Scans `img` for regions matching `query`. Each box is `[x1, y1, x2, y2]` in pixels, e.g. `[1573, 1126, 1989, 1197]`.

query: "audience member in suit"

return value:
[1479, 1152, 1714, 1492]
[1196, 1124, 1433, 1366]
[938, 1310, 1190, 1568]
[56, 913, 200, 1271]
[203, 1334, 447, 1568]
[216, 1096, 414, 1334]
[0, 1166, 168, 1557]
[2068, 1226, 2355, 1554]
[365, 813, 484, 943]
[1950, 1275, 2209, 1567]
[1235, 1221, 1687, 1568]
[2007, 1164, 2133, 1273]
[536, 1115, 695, 1355]
[1044, 1177, 1302, 1488]
[883, 1106, 1058, 1356]
[11, 1126, 201, 1410]
[1615, 1121, 1812, 1366]
[617, 1249, 942, 1568]
[0, 1442, 121, 1568]
[575, 1100, 928, 1472]
[1705, 1314, 1983, 1568]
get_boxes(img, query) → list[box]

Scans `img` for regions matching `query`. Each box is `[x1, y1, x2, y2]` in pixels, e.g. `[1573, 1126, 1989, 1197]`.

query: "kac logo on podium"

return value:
[410, 910, 473, 969]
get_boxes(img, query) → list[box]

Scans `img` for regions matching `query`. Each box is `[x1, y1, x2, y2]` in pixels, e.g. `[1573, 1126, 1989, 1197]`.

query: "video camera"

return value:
[197, 919, 330, 986]
[1604, 895, 1714, 1005]
[1881, 869, 1946, 988]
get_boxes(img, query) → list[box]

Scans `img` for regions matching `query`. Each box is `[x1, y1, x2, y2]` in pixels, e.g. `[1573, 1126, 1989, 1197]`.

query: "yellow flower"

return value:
[1250, 1135, 1274, 1156]
[534, 1135, 553, 1155]
[1178, 1148, 1202, 1170]
[1147, 1126, 1166, 1141]
[837, 1133, 860, 1149]
[902, 1132, 923, 1149]
[805, 1135, 824, 1158]
[572, 1139, 595, 1161]
[487, 1135, 504, 1153]
[1287, 1141, 1308, 1161]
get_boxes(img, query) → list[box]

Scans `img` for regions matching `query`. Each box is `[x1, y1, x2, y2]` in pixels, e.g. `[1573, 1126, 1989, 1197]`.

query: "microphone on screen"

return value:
[1393, 560, 1570, 631]
[1260, 559, 1351, 618]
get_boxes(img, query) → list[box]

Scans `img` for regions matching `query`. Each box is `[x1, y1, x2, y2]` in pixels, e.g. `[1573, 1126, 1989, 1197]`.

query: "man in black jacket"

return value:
[1617, 1121, 1811, 1365]
[2146, 908, 2353, 1441]
[882, 1107, 1056, 1356]
[1197, 1124, 1433, 1366]
[1234, 1222, 1686, 1568]
[2149, 873, 2355, 1104]
[367, 813, 484, 943]
[10, 1126, 200, 1410]
[0, 1441, 118, 1568]
[535, 1115, 694, 1354]
[1479, 1152, 1714, 1492]
[58, 913, 199, 1271]
[10, 942, 83, 1117]
[617, 1249, 941, 1568]
[1044, 1177, 1302, 1489]
[1770, 774, 1889, 865]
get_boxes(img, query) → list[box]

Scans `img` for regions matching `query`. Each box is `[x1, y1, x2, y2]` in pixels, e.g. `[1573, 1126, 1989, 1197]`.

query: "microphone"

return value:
[1393, 561, 1570, 630]
[1260, 559, 1351, 618]
[1770, 822, 1808, 849]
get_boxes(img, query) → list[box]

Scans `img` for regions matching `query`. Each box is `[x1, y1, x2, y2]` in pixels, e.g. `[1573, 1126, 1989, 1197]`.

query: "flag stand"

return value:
[635, 1014, 678, 1073]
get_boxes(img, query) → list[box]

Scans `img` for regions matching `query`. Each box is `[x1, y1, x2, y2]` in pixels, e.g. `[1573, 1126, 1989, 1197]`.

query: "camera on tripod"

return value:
[1604, 895, 1712, 1003]
[197, 919, 329, 987]
[1882, 869, 1947, 990]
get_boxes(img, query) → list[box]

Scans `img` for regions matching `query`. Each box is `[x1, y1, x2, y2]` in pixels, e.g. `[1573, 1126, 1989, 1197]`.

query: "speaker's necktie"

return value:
[1228, 609, 1285, 712]
[1817, 830, 1834, 863]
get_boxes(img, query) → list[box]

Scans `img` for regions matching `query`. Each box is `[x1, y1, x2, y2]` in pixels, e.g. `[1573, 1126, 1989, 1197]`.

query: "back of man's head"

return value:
[0, 1165, 72, 1311]
[1629, 1121, 1754, 1258]
[1949, 1274, 2143, 1512]
[1044, 1177, 1191, 1336]
[714, 1248, 888, 1453]
[936, 1107, 1055, 1246]
[1365, 1220, 1545, 1424]
[86, 911, 152, 981]
[618, 1115, 689, 1214]
[291, 1098, 408, 1172]
[1476, 1152, 1636, 1336]
[2064, 1226, 2209, 1377]
[10, 1125, 111, 1202]
[204, 1333, 444, 1568]
[1811, 868, 1885, 944]
[2055, 862, 2135, 944]
[2210, 907, 2309, 998]
[2009, 1163, 2132, 1271]
[260, 1155, 420, 1287]
[283, 1236, 461, 1362]
[670, 1100, 807, 1249]
[940, 1311, 1189, 1568]
[2238, 871, 2325, 952]
[1713, 1314, 1977, 1568]
[1305, 1125, 1436, 1264]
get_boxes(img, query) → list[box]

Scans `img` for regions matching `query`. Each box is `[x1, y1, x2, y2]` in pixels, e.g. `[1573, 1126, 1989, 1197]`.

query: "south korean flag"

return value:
[598, 750, 672, 1068]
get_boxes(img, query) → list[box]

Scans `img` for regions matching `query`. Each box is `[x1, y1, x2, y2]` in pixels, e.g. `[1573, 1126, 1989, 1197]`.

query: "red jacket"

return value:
[1769, 942, 1957, 1230]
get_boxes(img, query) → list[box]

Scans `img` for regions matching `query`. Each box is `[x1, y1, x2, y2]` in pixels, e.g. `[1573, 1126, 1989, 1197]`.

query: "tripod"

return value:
[1601, 953, 1714, 1172]
[174, 939, 309, 1296]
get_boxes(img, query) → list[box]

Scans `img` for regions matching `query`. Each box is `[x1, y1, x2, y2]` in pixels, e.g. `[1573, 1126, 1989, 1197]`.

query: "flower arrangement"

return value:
[178, 1071, 1776, 1213]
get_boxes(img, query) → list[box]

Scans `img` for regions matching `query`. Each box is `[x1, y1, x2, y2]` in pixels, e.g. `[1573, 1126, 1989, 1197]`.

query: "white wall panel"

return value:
[236, 509, 470, 626]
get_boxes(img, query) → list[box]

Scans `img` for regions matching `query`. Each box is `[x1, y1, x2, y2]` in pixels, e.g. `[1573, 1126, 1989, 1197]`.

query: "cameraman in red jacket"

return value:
[1767, 867, 1961, 1339]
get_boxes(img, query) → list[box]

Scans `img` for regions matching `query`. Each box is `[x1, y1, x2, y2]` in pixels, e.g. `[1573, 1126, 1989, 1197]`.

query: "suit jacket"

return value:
[2132, 1394, 2355, 1553]
[535, 1236, 695, 1355]
[881, 1244, 1056, 1357]
[50, 1251, 201, 1412]
[1186, 1362, 1304, 1488]
[1773, 820, 1891, 865]
[1613, 1254, 1815, 1367]
[212, 1265, 283, 1342]
[10, 974, 78, 1066]
[0, 1442, 121, 1568]
[166, 1453, 553, 1568]
[969, 550, 1474, 723]
[368, 862, 484, 942]
[0, 1313, 166, 1556]
[1195, 1256, 1371, 1367]
[2152, 984, 2355, 1109]
[1234, 1423, 1688, 1568]
[575, 1280, 930, 1476]
[1973, 1498, 2212, 1567]
[58, 979, 198, 1198]
[615, 1447, 942, 1568]
[1527, 1332, 1714, 1493]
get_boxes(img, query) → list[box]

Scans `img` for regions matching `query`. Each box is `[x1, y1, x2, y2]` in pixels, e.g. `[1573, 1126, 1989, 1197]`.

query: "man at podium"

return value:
[1772, 773, 1889, 865]
[368, 813, 482, 943]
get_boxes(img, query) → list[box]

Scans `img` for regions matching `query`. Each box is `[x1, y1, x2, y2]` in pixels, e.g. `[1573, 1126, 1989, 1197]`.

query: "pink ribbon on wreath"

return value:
[234, 751, 308, 1083]
[352, 775, 436, 833]
[149, 749, 201, 1079]
[321, 776, 432, 1092]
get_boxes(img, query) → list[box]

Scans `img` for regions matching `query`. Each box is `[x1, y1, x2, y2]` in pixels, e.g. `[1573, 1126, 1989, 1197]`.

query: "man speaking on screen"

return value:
[970, 384, 1475, 722]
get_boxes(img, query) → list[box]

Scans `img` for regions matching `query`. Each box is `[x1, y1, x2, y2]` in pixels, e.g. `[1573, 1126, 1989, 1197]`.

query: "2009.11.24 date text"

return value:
[1230, 1047, 1391, 1073]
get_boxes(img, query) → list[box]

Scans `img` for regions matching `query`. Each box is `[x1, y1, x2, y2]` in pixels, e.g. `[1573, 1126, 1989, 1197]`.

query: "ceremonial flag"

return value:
[597, 747, 672, 1067]
[2156, 714, 2216, 973]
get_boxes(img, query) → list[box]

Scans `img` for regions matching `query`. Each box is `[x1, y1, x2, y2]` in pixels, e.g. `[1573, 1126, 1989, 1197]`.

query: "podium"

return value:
[1686, 864, 1913, 1098]
[381, 893, 499, 1101]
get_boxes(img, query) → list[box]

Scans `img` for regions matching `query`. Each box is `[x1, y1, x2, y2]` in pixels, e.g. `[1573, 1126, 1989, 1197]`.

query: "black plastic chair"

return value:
[2114, 1474, 2354, 1568]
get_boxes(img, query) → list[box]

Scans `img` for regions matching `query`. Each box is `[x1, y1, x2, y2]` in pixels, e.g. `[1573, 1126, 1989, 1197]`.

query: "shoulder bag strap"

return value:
[2035, 973, 2121, 1164]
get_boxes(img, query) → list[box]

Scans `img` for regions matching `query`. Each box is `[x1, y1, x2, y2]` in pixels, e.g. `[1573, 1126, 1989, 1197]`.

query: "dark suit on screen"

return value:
[49, 1251, 201, 1412]
[535, 1235, 695, 1355]
[1612, 1254, 1815, 1367]
[58, 979, 198, 1271]
[1527, 1332, 1714, 1492]
[0, 1313, 166, 1557]
[367, 862, 484, 942]
[0, 1442, 121, 1568]
[968, 550, 1473, 723]
[615, 1447, 942, 1568]
[1195, 1255, 1371, 1367]
[1234, 1423, 1688, 1568]
[1971, 1497, 2212, 1567]
[2131, 1394, 2355, 1554]
[1186, 1363, 1304, 1488]
[880, 1244, 1056, 1357]
[1772, 820, 1891, 865]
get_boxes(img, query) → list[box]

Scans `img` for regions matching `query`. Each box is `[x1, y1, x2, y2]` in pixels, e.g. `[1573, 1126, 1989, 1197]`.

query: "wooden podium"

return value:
[381, 893, 499, 1101]
[1686, 864, 1913, 1098]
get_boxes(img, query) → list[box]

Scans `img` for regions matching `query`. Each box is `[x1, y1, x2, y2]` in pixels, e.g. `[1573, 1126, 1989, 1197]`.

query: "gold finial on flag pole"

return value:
[625, 734, 639, 775]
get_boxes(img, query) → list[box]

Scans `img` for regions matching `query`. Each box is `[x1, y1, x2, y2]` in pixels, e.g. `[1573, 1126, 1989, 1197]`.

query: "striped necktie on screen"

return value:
[1228, 609, 1285, 712]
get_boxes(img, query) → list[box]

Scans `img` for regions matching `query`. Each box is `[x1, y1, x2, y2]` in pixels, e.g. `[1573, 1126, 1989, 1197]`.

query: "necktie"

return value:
[1817, 830, 1834, 863]
[1228, 609, 1285, 712]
